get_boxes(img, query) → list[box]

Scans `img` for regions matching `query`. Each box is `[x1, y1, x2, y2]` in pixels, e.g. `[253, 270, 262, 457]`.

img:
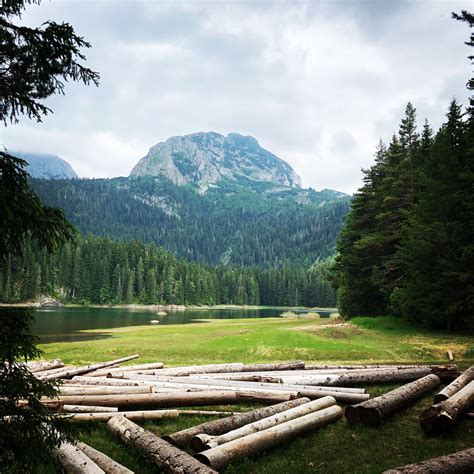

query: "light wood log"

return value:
[68, 377, 144, 386]
[420, 380, 474, 435]
[240, 361, 305, 371]
[156, 363, 245, 377]
[434, 366, 474, 403]
[27, 359, 64, 373]
[41, 355, 140, 380]
[107, 416, 216, 473]
[62, 410, 179, 422]
[383, 447, 474, 473]
[163, 398, 310, 447]
[55, 442, 104, 473]
[196, 405, 343, 470]
[77, 441, 134, 474]
[346, 374, 441, 426]
[192, 396, 336, 452]
[62, 405, 119, 413]
[36, 365, 78, 379]
[88, 362, 164, 377]
[177, 410, 241, 416]
[447, 350, 454, 361]
[59, 386, 152, 396]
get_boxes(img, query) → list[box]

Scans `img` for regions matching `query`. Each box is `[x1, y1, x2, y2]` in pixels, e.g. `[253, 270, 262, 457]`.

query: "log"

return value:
[77, 441, 134, 474]
[324, 368, 437, 386]
[177, 410, 241, 416]
[88, 362, 164, 377]
[346, 374, 441, 426]
[107, 416, 216, 473]
[434, 366, 474, 403]
[26, 359, 64, 373]
[62, 409, 179, 422]
[447, 350, 454, 361]
[383, 447, 474, 473]
[36, 365, 78, 379]
[239, 361, 305, 372]
[420, 380, 474, 435]
[59, 386, 152, 396]
[192, 396, 336, 452]
[62, 405, 119, 413]
[41, 355, 140, 380]
[55, 442, 104, 473]
[55, 391, 241, 407]
[163, 398, 310, 447]
[156, 363, 245, 377]
[195, 405, 343, 470]
[68, 377, 145, 387]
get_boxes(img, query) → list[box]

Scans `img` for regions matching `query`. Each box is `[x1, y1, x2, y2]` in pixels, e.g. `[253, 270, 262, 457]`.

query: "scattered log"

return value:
[163, 398, 310, 447]
[62, 405, 118, 413]
[26, 359, 64, 373]
[420, 380, 474, 435]
[156, 363, 245, 377]
[55, 442, 104, 474]
[195, 405, 343, 470]
[88, 362, 164, 377]
[447, 350, 454, 361]
[177, 410, 241, 416]
[62, 409, 179, 422]
[41, 355, 140, 380]
[36, 365, 78, 379]
[68, 377, 145, 387]
[192, 396, 336, 452]
[346, 374, 441, 426]
[239, 361, 305, 372]
[107, 415, 216, 473]
[77, 441, 134, 474]
[59, 386, 152, 396]
[434, 366, 474, 403]
[383, 447, 474, 473]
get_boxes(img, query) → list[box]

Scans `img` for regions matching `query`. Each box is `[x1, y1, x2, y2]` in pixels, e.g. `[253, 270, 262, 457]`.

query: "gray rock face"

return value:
[12, 151, 78, 179]
[129, 132, 301, 189]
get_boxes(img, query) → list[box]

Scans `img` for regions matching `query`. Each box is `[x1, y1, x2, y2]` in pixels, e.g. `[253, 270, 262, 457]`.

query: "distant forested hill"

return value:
[31, 176, 350, 267]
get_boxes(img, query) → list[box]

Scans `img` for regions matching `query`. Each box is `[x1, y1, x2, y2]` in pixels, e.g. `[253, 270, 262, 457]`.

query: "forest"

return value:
[332, 99, 473, 330]
[0, 235, 335, 307]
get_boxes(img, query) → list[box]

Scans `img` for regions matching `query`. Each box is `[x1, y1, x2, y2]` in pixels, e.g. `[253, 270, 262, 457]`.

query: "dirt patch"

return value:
[291, 322, 364, 339]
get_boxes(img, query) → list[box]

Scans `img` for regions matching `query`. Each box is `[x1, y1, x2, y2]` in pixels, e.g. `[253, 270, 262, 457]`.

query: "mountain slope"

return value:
[130, 132, 301, 189]
[13, 151, 78, 179]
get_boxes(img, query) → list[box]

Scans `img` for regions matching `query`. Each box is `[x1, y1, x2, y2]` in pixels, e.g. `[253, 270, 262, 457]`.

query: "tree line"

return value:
[0, 235, 335, 307]
[332, 99, 473, 330]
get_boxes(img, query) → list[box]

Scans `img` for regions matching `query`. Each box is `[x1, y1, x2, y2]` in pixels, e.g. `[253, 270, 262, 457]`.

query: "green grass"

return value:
[38, 316, 474, 473]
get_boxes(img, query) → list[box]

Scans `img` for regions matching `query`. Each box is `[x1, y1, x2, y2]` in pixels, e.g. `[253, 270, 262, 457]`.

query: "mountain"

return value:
[13, 151, 78, 179]
[130, 132, 301, 189]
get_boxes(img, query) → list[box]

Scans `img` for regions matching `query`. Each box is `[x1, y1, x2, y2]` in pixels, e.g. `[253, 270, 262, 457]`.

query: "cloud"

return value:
[1, 0, 471, 193]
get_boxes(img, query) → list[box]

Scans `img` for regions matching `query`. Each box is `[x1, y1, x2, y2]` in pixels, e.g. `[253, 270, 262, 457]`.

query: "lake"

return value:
[32, 307, 335, 343]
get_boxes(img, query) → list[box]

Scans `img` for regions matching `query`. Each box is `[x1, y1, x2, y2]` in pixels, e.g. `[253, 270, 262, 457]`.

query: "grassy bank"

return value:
[39, 317, 474, 473]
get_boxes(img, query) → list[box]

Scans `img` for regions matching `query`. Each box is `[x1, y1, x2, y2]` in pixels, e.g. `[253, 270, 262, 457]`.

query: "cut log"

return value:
[195, 405, 343, 470]
[62, 409, 179, 422]
[447, 350, 454, 361]
[107, 415, 216, 473]
[36, 365, 78, 379]
[346, 374, 441, 426]
[239, 361, 305, 372]
[192, 396, 336, 452]
[434, 366, 474, 403]
[163, 398, 310, 447]
[26, 359, 64, 373]
[55, 391, 241, 407]
[62, 405, 118, 413]
[177, 410, 241, 416]
[77, 441, 134, 474]
[420, 380, 474, 435]
[68, 377, 145, 387]
[383, 447, 474, 473]
[88, 362, 164, 377]
[156, 363, 245, 377]
[55, 442, 104, 473]
[41, 355, 140, 380]
[59, 386, 152, 396]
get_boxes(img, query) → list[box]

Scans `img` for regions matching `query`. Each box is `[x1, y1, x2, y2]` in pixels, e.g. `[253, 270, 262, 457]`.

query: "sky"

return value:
[2, 0, 472, 193]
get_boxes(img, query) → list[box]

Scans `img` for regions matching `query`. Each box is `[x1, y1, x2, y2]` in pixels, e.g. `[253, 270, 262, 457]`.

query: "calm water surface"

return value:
[32, 307, 334, 343]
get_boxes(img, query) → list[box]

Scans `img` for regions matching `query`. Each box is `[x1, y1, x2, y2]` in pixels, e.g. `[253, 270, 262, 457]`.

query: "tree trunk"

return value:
[420, 380, 474, 435]
[107, 416, 216, 474]
[383, 447, 474, 473]
[192, 396, 336, 452]
[77, 441, 134, 474]
[346, 374, 441, 426]
[62, 405, 119, 413]
[195, 405, 343, 470]
[434, 366, 474, 403]
[40, 355, 140, 380]
[62, 409, 179, 422]
[55, 442, 104, 474]
[163, 398, 310, 447]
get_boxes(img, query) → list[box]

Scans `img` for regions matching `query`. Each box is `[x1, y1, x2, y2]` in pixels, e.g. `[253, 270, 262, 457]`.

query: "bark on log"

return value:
[156, 363, 245, 376]
[27, 359, 64, 373]
[192, 396, 336, 452]
[383, 447, 474, 473]
[77, 441, 134, 474]
[88, 362, 164, 377]
[239, 361, 305, 372]
[62, 409, 179, 422]
[41, 355, 140, 380]
[434, 366, 474, 403]
[59, 386, 152, 396]
[346, 374, 441, 426]
[420, 380, 474, 435]
[195, 405, 343, 470]
[55, 442, 104, 473]
[62, 405, 119, 413]
[163, 398, 310, 447]
[177, 410, 241, 416]
[68, 377, 145, 387]
[107, 416, 216, 474]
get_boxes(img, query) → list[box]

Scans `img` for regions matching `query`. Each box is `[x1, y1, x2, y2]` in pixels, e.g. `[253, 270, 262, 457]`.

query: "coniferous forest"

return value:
[332, 99, 473, 330]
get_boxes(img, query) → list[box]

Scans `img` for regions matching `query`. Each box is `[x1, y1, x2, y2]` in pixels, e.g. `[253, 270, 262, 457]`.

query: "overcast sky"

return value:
[2, 0, 472, 193]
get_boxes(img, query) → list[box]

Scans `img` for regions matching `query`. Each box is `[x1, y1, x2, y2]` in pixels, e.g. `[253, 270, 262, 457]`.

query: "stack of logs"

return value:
[21, 357, 474, 472]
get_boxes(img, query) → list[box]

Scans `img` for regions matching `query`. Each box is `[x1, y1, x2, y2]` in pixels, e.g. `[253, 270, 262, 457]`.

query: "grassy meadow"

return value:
[39, 316, 474, 473]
